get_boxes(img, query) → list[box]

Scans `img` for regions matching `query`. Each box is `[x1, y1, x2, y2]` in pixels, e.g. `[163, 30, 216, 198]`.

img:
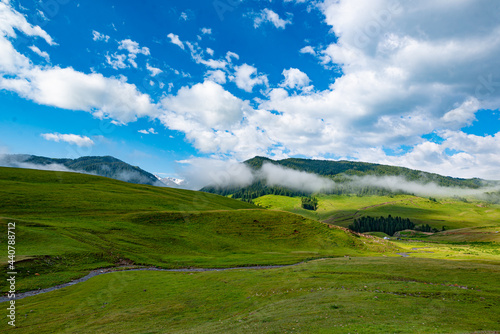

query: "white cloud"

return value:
[206, 47, 214, 56]
[0, 4, 154, 125]
[3, 0, 500, 180]
[146, 63, 162, 76]
[0, 2, 55, 46]
[41, 133, 95, 147]
[28, 45, 49, 62]
[104, 39, 150, 70]
[281, 68, 311, 90]
[0, 11, 157, 125]
[364, 130, 500, 180]
[105, 53, 127, 69]
[226, 51, 239, 63]
[441, 98, 480, 128]
[138, 128, 158, 135]
[185, 41, 227, 69]
[240, 0, 500, 179]
[161, 80, 246, 130]
[300, 45, 316, 56]
[167, 33, 184, 50]
[205, 69, 226, 84]
[116, 39, 150, 68]
[159, 81, 275, 156]
[92, 30, 109, 42]
[118, 39, 150, 56]
[201, 27, 212, 35]
[254, 9, 291, 29]
[177, 158, 254, 190]
[5, 67, 157, 123]
[233, 64, 268, 92]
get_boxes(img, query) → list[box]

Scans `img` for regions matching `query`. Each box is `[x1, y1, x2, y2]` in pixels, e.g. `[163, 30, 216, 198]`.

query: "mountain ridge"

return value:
[202, 156, 490, 200]
[0, 154, 165, 186]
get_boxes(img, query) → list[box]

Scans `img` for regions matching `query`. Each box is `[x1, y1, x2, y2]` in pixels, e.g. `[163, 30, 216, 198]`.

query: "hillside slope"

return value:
[0, 154, 163, 186]
[0, 167, 391, 293]
[203, 156, 491, 199]
[245, 156, 485, 187]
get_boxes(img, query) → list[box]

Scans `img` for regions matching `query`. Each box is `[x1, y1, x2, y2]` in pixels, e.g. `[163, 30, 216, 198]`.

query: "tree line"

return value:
[348, 215, 414, 236]
[301, 196, 318, 210]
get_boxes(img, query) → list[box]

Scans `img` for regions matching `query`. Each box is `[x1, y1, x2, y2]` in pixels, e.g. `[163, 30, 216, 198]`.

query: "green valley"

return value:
[1, 166, 499, 333]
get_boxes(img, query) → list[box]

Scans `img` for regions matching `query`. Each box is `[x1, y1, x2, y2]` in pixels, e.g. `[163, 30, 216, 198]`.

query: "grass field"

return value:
[0, 167, 393, 294]
[253, 194, 500, 231]
[1, 257, 499, 333]
[1, 167, 499, 333]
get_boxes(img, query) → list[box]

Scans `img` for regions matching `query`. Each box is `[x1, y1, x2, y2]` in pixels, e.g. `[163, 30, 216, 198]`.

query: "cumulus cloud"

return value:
[118, 39, 150, 56]
[233, 64, 268, 92]
[205, 69, 226, 84]
[2, 66, 157, 123]
[41, 133, 95, 147]
[300, 45, 316, 56]
[248, 0, 500, 179]
[146, 63, 162, 76]
[254, 9, 291, 29]
[0, 3, 157, 124]
[115, 39, 150, 68]
[383, 130, 500, 180]
[159, 81, 275, 156]
[281, 68, 311, 90]
[161, 80, 246, 130]
[3, 0, 500, 181]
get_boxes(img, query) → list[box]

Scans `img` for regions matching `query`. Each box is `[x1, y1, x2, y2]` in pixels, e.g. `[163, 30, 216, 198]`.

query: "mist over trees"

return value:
[202, 156, 491, 200]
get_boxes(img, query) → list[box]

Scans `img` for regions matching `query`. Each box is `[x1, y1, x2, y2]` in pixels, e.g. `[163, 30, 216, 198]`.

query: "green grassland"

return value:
[254, 194, 500, 231]
[1, 167, 500, 333]
[1, 257, 499, 333]
[0, 167, 393, 293]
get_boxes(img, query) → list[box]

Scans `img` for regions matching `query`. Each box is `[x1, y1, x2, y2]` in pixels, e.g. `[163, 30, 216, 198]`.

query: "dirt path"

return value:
[0, 264, 301, 303]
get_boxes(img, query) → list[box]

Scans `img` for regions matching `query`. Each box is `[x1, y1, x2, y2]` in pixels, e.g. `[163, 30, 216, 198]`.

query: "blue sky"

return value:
[1, 0, 500, 180]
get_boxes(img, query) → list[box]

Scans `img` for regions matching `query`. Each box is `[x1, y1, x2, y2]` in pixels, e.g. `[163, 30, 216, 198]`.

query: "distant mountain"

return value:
[244, 156, 484, 188]
[0, 154, 166, 186]
[155, 175, 186, 188]
[203, 156, 487, 200]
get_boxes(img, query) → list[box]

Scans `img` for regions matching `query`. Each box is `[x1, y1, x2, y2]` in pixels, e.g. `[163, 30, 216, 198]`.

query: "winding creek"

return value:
[0, 264, 299, 303]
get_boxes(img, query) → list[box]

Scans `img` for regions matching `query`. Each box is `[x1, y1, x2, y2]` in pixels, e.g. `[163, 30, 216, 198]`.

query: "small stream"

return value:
[0, 264, 296, 303]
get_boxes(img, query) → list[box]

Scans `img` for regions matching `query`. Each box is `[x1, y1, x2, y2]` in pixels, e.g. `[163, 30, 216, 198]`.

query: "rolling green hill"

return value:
[1, 169, 499, 334]
[0, 167, 392, 294]
[203, 156, 492, 200]
[245, 156, 485, 187]
[1, 154, 163, 186]
[253, 194, 500, 232]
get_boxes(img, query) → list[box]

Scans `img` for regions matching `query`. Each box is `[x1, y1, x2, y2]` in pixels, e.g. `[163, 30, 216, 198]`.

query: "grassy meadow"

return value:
[0, 167, 393, 294]
[1, 257, 499, 333]
[1, 167, 499, 333]
[253, 194, 500, 230]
